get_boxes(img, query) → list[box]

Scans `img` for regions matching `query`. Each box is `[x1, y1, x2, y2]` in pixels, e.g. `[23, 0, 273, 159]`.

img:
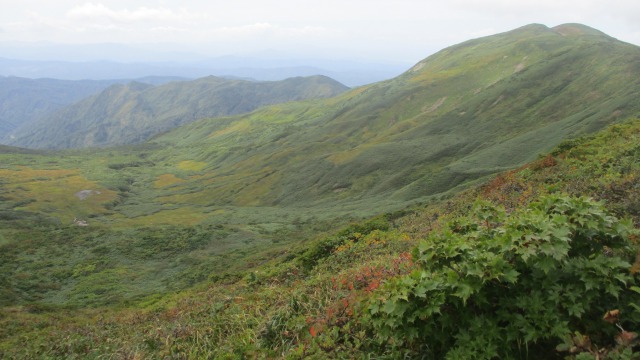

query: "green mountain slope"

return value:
[7, 75, 349, 149]
[144, 23, 640, 209]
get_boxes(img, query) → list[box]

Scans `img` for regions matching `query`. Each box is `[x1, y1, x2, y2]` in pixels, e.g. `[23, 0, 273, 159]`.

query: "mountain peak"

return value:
[405, 22, 620, 78]
[501, 23, 552, 37]
[552, 23, 612, 38]
[514, 23, 550, 32]
[502, 23, 614, 41]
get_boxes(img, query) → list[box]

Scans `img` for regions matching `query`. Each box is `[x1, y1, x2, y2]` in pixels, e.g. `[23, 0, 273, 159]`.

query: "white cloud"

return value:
[211, 23, 332, 38]
[3, 2, 335, 45]
[66, 2, 197, 23]
[150, 26, 188, 33]
[447, 0, 640, 26]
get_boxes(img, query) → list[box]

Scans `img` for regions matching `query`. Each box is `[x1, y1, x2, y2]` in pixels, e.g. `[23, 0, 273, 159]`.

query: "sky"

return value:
[1, 0, 639, 64]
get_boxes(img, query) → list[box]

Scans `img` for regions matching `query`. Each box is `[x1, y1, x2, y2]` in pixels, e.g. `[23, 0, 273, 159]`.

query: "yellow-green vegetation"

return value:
[117, 207, 210, 226]
[209, 119, 251, 138]
[154, 173, 185, 188]
[0, 167, 117, 222]
[177, 160, 207, 172]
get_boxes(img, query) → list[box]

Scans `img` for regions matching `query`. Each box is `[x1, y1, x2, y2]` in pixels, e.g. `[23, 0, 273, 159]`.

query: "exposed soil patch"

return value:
[75, 189, 101, 200]
[423, 97, 447, 113]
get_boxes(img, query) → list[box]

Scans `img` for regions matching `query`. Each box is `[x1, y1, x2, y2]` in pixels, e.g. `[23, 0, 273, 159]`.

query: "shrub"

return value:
[298, 217, 391, 270]
[367, 194, 639, 359]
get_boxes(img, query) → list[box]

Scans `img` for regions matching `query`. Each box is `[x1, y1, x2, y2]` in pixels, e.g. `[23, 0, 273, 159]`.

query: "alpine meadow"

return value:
[1, 23, 640, 359]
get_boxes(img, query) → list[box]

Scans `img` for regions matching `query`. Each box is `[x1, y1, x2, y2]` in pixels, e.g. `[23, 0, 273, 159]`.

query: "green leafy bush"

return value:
[367, 194, 639, 359]
[298, 216, 391, 270]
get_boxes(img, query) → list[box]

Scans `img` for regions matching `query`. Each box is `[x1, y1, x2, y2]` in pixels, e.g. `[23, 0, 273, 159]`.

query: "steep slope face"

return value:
[147, 24, 640, 208]
[0, 77, 121, 140]
[8, 75, 349, 149]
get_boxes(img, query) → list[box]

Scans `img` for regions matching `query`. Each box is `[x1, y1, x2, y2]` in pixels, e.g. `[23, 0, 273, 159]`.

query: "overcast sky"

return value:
[1, 0, 639, 64]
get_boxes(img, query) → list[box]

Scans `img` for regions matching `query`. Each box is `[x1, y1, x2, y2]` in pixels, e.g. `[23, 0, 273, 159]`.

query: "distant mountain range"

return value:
[3, 75, 349, 149]
[0, 54, 407, 87]
[0, 76, 188, 140]
[0, 77, 119, 139]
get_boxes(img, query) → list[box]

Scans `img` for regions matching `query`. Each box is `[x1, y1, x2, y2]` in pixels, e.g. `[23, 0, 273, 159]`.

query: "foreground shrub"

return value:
[367, 194, 639, 359]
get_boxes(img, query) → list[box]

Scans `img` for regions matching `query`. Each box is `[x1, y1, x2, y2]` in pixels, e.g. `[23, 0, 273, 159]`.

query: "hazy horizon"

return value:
[1, 1, 639, 66]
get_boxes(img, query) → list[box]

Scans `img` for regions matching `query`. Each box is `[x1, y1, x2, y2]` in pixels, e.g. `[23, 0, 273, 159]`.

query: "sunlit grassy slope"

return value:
[149, 23, 640, 208]
[1, 23, 640, 310]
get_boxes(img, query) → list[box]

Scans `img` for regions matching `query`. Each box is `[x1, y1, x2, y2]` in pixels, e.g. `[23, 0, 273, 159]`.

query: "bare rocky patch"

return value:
[75, 190, 101, 200]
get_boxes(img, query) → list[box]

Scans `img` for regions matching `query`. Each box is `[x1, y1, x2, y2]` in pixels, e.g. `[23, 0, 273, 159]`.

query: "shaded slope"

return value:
[0, 144, 41, 154]
[0, 76, 121, 139]
[8, 75, 349, 149]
